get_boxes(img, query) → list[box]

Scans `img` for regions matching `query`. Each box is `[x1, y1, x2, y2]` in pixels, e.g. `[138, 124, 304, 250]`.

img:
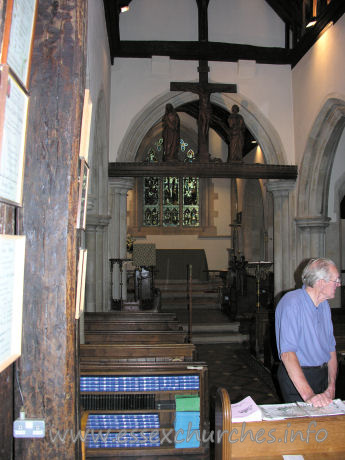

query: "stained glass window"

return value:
[143, 137, 200, 228]
[183, 177, 199, 226]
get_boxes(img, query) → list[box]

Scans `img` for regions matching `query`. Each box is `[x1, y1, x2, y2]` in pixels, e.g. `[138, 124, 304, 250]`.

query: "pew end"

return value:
[215, 387, 345, 460]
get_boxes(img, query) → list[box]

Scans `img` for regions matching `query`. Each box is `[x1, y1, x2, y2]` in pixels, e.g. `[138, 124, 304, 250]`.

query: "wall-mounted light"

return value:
[306, 0, 317, 28]
[306, 17, 317, 28]
[121, 5, 130, 13]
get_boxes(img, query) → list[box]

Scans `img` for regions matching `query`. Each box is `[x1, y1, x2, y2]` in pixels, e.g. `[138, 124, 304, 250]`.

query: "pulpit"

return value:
[132, 243, 160, 310]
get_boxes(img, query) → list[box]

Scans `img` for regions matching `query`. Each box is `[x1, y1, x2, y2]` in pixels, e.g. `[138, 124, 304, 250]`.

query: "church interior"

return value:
[1, 0, 345, 459]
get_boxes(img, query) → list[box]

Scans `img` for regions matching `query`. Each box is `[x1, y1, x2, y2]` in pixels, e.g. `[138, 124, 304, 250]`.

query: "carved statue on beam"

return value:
[162, 103, 180, 162]
[227, 104, 246, 162]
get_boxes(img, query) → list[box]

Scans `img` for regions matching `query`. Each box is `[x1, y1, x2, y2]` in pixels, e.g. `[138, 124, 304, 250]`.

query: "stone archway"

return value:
[117, 91, 288, 166]
[296, 97, 345, 261]
[117, 90, 294, 296]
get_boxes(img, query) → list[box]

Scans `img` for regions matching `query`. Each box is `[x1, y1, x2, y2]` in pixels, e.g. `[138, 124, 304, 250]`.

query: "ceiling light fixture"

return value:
[120, 5, 129, 13]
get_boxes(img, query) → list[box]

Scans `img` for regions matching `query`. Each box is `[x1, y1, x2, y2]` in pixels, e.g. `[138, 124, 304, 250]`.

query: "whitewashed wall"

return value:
[110, 0, 294, 164]
[292, 15, 345, 167]
[87, 0, 112, 160]
[292, 15, 345, 229]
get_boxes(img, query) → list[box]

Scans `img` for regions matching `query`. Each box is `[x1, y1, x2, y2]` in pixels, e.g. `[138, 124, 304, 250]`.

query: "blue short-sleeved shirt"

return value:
[275, 286, 336, 366]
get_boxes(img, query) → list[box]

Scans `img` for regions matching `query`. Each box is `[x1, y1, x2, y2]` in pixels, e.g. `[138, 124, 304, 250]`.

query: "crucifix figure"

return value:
[170, 0, 237, 161]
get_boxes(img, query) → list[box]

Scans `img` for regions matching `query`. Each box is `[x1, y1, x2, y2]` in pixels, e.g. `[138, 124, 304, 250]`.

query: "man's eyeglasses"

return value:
[327, 278, 341, 285]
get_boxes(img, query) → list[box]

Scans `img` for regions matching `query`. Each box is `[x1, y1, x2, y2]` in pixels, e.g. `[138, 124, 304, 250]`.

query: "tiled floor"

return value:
[196, 343, 280, 406]
[166, 305, 280, 405]
[193, 343, 280, 460]
[162, 295, 282, 459]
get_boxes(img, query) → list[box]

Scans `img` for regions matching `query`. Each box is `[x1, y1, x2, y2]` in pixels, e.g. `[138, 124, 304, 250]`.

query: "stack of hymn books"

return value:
[86, 413, 160, 429]
[231, 396, 263, 423]
[80, 375, 200, 392]
[85, 413, 161, 448]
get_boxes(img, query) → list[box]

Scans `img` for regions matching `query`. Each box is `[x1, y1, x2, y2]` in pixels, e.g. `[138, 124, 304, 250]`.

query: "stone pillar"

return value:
[266, 180, 296, 298]
[108, 178, 134, 306]
[85, 214, 111, 312]
[295, 216, 330, 261]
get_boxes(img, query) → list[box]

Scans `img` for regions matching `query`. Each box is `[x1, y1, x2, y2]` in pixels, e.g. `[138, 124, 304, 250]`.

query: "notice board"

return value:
[0, 235, 25, 373]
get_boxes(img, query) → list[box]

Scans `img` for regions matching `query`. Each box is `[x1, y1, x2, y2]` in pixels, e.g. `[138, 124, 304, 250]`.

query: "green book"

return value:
[175, 395, 200, 411]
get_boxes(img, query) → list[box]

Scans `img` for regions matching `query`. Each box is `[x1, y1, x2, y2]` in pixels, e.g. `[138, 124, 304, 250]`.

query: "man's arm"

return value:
[324, 351, 337, 399]
[281, 351, 332, 407]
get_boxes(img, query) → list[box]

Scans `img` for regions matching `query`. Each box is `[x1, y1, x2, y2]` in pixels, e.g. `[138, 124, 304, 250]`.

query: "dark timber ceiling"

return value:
[103, 0, 345, 68]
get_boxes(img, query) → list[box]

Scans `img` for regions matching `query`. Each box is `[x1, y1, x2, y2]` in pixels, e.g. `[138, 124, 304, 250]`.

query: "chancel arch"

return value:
[117, 91, 288, 166]
[116, 90, 295, 296]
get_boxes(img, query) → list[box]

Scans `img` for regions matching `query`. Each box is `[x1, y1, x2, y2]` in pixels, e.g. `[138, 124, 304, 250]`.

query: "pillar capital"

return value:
[265, 179, 296, 196]
[295, 216, 331, 261]
[108, 177, 134, 193]
[295, 216, 331, 230]
[86, 213, 111, 228]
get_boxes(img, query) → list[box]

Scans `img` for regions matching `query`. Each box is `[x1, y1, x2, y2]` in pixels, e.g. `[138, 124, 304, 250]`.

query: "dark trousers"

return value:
[277, 361, 328, 403]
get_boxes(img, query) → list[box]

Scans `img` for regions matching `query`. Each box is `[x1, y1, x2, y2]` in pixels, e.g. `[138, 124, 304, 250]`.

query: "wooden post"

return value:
[13, 1, 86, 459]
[187, 264, 193, 343]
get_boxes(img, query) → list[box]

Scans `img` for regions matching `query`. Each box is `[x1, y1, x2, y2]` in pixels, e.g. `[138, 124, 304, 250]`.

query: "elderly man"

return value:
[275, 258, 340, 407]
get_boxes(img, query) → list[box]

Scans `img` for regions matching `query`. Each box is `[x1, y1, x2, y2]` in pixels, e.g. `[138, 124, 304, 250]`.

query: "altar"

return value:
[155, 249, 208, 281]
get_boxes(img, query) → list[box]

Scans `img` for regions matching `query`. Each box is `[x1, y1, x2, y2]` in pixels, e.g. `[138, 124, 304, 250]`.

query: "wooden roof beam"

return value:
[114, 41, 292, 65]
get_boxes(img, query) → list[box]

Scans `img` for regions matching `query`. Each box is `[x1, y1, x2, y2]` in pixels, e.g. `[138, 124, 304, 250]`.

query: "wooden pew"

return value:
[84, 329, 188, 344]
[215, 387, 345, 460]
[84, 311, 177, 321]
[80, 362, 210, 460]
[84, 319, 182, 332]
[80, 343, 196, 363]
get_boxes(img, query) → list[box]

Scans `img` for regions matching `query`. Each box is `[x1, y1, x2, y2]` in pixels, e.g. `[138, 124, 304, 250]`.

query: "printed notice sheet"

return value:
[259, 399, 345, 421]
[0, 235, 25, 373]
[0, 73, 28, 205]
[232, 396, 263, 423]
[7, 0, 37, 86]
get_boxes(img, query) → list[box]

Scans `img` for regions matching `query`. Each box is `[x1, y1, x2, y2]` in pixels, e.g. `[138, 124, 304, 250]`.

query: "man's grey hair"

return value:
[301, 258, 336, 287]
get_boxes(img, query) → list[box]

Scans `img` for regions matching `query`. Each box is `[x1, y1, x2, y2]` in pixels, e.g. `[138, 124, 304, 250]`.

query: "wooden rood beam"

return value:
[108, 162, 298, 180]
